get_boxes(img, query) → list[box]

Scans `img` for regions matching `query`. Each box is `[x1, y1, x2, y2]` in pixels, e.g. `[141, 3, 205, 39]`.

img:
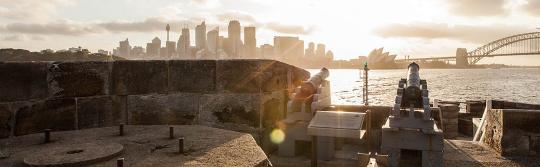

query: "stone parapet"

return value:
[482, 108, 540, 156]
[0, 60, 309, 143]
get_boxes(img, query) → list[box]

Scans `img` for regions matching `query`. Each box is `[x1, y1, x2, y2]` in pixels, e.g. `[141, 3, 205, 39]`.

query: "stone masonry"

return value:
[0, 60, 309, 152]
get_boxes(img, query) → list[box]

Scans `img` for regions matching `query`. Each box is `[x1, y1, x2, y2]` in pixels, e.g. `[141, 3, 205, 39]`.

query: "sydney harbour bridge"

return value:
[397, 32, 540, 67]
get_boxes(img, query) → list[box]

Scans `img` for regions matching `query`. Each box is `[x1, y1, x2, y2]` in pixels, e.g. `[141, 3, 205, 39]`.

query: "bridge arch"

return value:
[468, 32, 540, 64]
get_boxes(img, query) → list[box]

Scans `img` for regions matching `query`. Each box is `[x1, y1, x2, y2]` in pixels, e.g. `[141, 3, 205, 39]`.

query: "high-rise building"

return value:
[119, 38, 131, 58]
[227, 20, 242, 58]
[305, 42, 315, 57]
[195, 21, 207, 50]
[146, 37, 161, 57]
[326, 50, 334, 61]
[207, 28, 219, 55]
[260, 44, 274, 59]
[131, 46, 145, 58]
[160, 47, 167, 58]
[178, 28, 191, 58]
[243, 27, 257, 58]
[166, 41, 176, 59]
[273, 36, 304, 61]
[316, 43, 326, 57]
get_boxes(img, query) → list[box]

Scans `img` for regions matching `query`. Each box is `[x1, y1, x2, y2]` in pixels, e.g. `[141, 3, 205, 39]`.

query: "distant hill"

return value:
[0, 48, 126, 62]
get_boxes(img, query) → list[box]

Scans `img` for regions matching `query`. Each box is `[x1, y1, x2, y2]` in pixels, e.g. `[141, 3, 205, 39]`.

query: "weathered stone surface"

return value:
[0, 62, 48, 102]
[168, 60, 216, 93]
[458, 118, 474, 136]
[259, 61, 290, 92]
[198, 93, 260, 128]
[503, 109, 540, 134]
[0, 103, 12, 138]
[482, 109, 503, 154]
[216, 60, 265, 93]
[14, 98, 76, 136]
[261, 91, 287, 128]
[112, 60, 168, 95]
[23, 142, 124, 166]
[127, 94, 198, 125]
[531, 136, 540, 155]
[48, 61, 111, 97]
[77, 96, 124, 129]
[1, 125, 270, 167]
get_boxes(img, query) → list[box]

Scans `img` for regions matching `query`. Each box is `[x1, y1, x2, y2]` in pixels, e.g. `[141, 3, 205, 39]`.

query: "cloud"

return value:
[447, 0, 507, 17]
[0, 15, 314, 36]
[217, 11, 257, 23]
[1, 34, 46, 41]
[0, 0, 73, 21]
[1, 20, 103, 36]
[373, 22, 531, 44]
[264, 22, 315, 35]
[522, 0, 540, 16]
[98, 17, 175, 33]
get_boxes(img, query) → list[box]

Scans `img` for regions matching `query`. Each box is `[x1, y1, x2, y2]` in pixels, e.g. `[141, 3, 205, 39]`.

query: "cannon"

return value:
[288, 68, 330, 113]
[296, 68, 330, 100]
[382, 62, 443, 167]
[393, 62, 431, 119]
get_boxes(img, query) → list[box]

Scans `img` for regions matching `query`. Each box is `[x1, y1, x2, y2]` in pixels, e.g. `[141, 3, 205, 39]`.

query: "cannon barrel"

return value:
[299, 68, 329, 97]
[402, 62, 423, 108]
[407, 62, 421, 88]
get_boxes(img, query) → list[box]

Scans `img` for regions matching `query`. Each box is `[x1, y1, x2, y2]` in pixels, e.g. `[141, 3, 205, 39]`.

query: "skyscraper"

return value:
[316, 44, 326, 58]
[195, 21, 207, 50]
[166, 41, 176, 59]
[207, 28, 219, 56]
[274, 36, 304, 61]
[227, 20, 242, 58]
[305, 42, 315, 57]
[119, 38, 131, 58]
[260, 44, 274, 59]
[178, 28, 191, 58]
[146, 37, 161, 57]
[243, 27, 256, 58]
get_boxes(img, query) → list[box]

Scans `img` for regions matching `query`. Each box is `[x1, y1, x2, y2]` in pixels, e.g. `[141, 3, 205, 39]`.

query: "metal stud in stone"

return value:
[117, 158, 124, 167]
[44, 129, 51, 143]
[169, 126, 174, 139]
[178, 137, 184, 154]
[119, 124, 124, 136]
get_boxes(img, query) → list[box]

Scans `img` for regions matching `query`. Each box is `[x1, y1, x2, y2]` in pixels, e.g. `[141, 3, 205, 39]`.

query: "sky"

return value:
[1, 0, 540, 65]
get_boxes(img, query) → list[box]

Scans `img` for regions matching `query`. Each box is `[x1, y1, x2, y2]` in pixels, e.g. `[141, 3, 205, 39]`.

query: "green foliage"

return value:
[0, 48, 126, 62]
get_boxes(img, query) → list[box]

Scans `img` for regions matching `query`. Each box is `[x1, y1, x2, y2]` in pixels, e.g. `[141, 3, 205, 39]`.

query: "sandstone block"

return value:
[112, 60, 168, 95]
[77, 96, 124, 129]
[168, 60, 216, 93]
[127, 94, 199, 125]
[48, 61, 111, 97]
[216, 60, 264, 93]
[198, 93, 260, 129]
[14, 99, 76, 136]
[0, 103, 12, 138]
[0, 62, 48, 102]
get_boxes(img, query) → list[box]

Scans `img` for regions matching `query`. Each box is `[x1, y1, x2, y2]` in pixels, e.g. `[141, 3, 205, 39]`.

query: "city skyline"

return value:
[1, 0, 540, 65]
[110, 19, 334, 68]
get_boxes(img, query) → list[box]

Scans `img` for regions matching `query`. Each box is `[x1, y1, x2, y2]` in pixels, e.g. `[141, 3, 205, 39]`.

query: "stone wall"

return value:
[0, 60, 310, 148]
[482, 108, 540, 156]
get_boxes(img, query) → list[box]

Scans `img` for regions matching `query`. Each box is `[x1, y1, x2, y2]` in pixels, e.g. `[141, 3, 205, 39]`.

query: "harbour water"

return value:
[309, 68, 540, 106]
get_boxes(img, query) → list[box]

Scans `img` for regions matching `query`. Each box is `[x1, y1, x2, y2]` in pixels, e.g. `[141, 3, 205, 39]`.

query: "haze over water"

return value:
[310, 68, 540, 106]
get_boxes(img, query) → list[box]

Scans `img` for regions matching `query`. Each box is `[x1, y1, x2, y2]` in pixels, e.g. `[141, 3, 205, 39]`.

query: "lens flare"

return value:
[270, 129, 285, 144]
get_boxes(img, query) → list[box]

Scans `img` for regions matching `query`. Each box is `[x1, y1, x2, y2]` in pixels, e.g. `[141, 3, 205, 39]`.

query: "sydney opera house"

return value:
[360, 47, 397, 64]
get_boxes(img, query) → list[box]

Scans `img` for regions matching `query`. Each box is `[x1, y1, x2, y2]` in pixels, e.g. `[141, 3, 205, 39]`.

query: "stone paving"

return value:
[0, 125, 270, 167]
